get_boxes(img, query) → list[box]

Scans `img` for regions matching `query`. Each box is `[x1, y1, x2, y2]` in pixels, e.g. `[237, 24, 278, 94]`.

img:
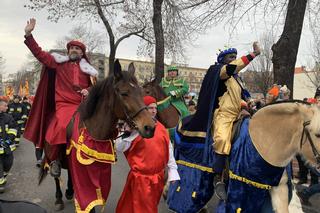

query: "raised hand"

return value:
[253, 41, 261, 56]
[25, 18, 36, 36]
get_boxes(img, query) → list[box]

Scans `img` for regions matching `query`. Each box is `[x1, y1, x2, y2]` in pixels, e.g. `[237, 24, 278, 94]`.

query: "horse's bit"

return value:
[114, 85, 149, 129]
[300, 121, 320, 164]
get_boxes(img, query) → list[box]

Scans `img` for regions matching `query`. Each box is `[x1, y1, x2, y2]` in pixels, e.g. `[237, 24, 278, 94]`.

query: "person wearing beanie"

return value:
[115, 96, 180, 213]
[23, 18, 98, 178]
[266, 84, 280, 104]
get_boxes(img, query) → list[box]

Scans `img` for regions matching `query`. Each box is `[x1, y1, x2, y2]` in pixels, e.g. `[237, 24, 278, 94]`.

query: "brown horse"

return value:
[41, 60, 155, 212]
[142, 80, 180, 129]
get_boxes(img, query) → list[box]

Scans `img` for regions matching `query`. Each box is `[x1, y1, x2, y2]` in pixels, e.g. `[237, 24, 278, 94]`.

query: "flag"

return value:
[24, 80, 29, 97]
[5, 86, 14, 98]
[19, 84, 23, 96]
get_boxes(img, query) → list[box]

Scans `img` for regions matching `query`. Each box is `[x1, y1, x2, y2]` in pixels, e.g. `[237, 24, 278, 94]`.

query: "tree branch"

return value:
[180, 0, 210, 10]
[115, 27, 146, 49]
[80, 0, 124, 8]
[135, 34, 155, 45]
[93, 0, 115, 45]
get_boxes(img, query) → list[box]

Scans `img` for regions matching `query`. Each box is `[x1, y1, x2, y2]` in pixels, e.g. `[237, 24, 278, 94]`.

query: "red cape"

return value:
[23, 67, 56, 148]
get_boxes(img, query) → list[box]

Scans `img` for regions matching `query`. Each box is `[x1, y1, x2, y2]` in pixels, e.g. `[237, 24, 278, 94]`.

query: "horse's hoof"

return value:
[65, 190, 74, 200]
[54, 201, 64, 211]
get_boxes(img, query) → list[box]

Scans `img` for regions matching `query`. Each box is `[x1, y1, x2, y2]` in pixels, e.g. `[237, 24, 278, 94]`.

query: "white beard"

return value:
[50, 53, 98, 77]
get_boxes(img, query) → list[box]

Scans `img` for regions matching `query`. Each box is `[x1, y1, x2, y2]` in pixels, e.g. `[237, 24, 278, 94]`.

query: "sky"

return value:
[0, 0, 314, 78]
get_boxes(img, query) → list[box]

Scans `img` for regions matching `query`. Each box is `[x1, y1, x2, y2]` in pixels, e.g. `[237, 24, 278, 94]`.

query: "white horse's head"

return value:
[300, 104, 320, 167]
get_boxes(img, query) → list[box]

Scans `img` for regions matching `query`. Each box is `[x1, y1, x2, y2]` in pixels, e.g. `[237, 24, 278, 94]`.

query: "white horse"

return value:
[246, 101, 320, 213]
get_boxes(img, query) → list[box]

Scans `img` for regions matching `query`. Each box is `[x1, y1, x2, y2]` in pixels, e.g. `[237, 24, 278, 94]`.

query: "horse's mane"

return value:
[80, 71, 137, 120]
[261, 100, 320, 136]
[264, 99, 310, 107]
[254, 100, 312, 119]
[258, 100, 320, 134]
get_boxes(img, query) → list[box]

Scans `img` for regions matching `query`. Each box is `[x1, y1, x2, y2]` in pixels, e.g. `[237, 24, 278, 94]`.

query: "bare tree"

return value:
[134, 0, 210, 82]
[304, 17, 320, 88]
[305, 63, 320, 89]
[25, 0, 146, 75]
[55, 25, 106, 53]
[272, 0, 308, 99]
[243, 32, 274, 97]
[165, 0, 316, 99]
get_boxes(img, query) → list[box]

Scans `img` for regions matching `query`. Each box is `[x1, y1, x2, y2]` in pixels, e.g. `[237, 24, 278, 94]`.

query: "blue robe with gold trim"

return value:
[218, 118, 285, 213]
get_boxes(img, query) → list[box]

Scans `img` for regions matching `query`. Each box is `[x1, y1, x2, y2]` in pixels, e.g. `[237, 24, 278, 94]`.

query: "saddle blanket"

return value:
[66, 113, 116, 213]
[219, 118, 285, 213]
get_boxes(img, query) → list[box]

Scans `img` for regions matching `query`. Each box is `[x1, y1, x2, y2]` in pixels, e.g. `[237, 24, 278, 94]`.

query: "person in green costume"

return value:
[160, 66, 189, 118]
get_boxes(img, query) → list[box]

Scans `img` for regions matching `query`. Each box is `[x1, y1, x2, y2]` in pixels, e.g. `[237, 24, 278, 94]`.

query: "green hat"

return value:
[167, 66, 178, 72]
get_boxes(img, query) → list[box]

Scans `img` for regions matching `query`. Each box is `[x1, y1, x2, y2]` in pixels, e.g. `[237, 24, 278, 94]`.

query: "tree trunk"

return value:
[153, 0, 165, 83]
[272, 0, 307, 98]
[109, 46, 116, 76]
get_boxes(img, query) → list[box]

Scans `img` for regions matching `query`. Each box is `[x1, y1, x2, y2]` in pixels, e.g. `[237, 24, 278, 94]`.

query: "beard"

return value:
[69, 53, 81, 61]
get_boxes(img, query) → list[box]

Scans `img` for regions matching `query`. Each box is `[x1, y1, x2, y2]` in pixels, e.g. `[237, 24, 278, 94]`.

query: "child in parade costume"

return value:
[0, 100, 17, 193]
[212, 42, 261, 200]
[160, 66, 190, 118]
[115, 96, 180, 213]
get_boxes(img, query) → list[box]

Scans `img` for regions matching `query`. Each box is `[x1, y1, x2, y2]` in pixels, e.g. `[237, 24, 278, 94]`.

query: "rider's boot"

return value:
[213, 173, 227, 201]
[50, 160, 61, 178]
[213, 153, 227, 201]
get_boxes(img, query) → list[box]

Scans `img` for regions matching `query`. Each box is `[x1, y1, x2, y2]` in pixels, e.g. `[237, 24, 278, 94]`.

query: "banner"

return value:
[19, 84, 23, 97]
[5, 85, 14, 98]
[24, 80, 30, 97]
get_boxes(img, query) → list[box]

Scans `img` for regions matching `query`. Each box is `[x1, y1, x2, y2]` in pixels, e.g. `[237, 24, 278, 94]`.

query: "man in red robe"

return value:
[115, 96, 180, 213]
[23, 18, 98, 177]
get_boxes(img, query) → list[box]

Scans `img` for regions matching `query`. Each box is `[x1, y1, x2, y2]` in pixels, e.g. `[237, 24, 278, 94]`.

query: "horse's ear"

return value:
[151, 78, 157, 85]
[128, 62, 135, 75]
[114, 59, 123, 81]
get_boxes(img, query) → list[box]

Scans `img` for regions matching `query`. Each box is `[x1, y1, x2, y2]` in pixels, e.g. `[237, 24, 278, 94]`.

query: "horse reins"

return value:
[300, 121, 320, 164]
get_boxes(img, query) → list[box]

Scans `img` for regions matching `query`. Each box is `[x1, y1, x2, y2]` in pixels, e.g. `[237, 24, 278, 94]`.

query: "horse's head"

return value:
[113, 60, 155, 138]
[142, 79, 167, 101]
[299, 104, 320, 166]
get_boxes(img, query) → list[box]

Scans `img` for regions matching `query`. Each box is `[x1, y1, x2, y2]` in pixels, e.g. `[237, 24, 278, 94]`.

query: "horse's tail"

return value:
[38, 158, 49, 185]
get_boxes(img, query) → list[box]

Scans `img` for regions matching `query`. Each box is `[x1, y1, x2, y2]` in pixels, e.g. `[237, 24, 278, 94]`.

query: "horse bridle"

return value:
[114, 84, 149, 129]
[300, 121, 320, 164]
[123, 106, 148, 129]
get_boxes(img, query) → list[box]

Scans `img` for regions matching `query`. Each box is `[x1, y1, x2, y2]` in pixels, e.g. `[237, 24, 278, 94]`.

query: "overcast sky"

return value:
[0, 0, 314, 77]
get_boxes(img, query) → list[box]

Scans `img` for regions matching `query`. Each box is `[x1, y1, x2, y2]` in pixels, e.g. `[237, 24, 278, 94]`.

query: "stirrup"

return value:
[214, 181, 227, 201]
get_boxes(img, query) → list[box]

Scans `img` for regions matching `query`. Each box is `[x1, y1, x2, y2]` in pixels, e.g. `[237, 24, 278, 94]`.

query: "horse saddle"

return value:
[231, 112, 250, 144]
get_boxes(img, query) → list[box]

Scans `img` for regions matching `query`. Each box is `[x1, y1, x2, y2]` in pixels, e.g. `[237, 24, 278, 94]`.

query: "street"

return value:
[0, 138, 319, 213]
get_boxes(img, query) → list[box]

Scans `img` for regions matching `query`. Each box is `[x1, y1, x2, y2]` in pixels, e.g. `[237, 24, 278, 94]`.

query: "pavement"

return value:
[0, 138, 319, 212]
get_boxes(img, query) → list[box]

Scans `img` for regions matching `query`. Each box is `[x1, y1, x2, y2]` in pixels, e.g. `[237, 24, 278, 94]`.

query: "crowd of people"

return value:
[0, 17, 320, 212]
[0, 94, 32, 193]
